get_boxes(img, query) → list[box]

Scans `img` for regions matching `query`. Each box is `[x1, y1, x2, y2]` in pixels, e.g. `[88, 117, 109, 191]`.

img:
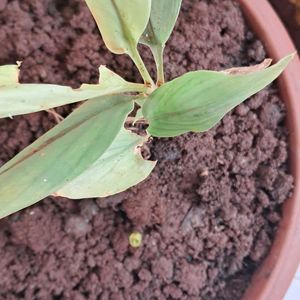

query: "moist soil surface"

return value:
[0, 0, 294, 299]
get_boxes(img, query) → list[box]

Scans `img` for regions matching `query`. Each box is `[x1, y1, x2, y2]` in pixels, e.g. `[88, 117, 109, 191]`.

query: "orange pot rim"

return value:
[238, 1, 300, 299]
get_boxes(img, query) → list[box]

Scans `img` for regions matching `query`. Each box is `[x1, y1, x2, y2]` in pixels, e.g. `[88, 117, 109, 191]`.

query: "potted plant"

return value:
[0, 0, 299, 299]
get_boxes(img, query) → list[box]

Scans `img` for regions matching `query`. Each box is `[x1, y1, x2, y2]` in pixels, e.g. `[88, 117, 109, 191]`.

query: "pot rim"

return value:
[238, 1, 300, 299]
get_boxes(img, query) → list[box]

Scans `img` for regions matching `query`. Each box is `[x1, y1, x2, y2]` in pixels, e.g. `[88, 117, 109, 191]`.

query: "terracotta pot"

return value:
[238, 0, 300, 299]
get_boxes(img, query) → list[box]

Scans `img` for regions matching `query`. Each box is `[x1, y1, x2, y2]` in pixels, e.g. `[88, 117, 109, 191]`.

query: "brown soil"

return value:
[0, 0, 293, 299]
[270, 0, 300, 50]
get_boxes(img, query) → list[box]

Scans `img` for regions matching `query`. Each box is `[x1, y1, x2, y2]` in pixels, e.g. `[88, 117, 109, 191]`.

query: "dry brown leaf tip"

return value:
[223, 59, 272, 75]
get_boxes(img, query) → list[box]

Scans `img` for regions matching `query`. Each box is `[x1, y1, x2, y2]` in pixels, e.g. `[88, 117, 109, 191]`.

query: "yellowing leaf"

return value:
[85, 0, 151, 55]
[143, 54, 294, 137]
[0, 65, 145, 118]
[85, 0, 154, 85]
[0, 94, 134, 219]
[56, 128, 156, 199]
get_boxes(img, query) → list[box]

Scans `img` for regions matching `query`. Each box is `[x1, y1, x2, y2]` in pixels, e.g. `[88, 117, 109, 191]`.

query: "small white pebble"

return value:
[200, 169, 209, 177]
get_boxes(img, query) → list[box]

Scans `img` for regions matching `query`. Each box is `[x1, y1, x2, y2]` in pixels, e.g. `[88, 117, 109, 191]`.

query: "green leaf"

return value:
[143, 54, 294, 137]
[0, 95, 134, 219]
[56, 128, 156, 199]
[85, 0, 151, 55]
[0, 65, 19, 85]
[85, 0, 154, 86]
[140, 0, 182, 47]
[0, 65, 145, 118]
[139, 0, 182, 84]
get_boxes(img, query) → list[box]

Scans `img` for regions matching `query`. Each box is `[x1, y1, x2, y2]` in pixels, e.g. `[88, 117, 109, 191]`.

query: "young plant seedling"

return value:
[0, 0, 294, 218]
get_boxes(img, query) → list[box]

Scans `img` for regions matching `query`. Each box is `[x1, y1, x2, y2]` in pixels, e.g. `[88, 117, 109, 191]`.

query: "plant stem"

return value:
[152, 45, 165, 87]
[129, 83, 152, 95]
[129, 47, 155, 88]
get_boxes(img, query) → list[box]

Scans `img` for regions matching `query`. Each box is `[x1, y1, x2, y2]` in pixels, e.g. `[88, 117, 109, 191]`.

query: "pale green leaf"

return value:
[0, 65, 145, 118]
[85, 0, 151, 55]
[139, 0, 182, 84]
[140, 0, 182, 47]
[0, 65, 19, 85]
[134, 108, 144, 123]
[57, 128, 156, 199]
[143, 54, 294, 137]
[0, 95, 134, 218]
